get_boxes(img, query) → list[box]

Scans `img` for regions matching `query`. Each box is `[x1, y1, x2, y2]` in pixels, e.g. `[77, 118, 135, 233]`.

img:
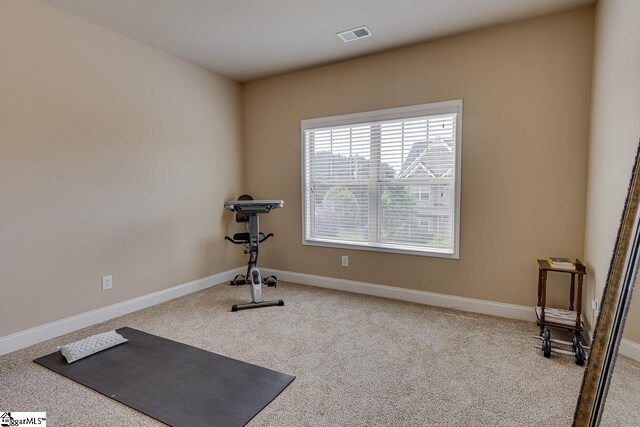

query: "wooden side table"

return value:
[536, 259, 587, 336]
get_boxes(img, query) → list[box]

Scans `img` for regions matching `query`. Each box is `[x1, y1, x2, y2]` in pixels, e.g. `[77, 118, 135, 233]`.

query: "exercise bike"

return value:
[224, 195, 284, 311]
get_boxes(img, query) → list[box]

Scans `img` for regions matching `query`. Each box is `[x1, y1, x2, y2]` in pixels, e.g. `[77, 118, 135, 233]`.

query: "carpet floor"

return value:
[1, 281, 638, 426]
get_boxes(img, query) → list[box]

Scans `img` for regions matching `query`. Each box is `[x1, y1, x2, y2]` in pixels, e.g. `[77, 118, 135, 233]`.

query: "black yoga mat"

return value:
[34, 327, 295, 427]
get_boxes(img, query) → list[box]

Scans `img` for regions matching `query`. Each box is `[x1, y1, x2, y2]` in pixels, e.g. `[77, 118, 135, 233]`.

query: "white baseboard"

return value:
[261, 268, 536, 322]
[0, 267, 243, 356]
[266, 268, 640, 362]
[576, 324, 640, 363]
[11, 265, 637, 362]
[618, 339, 640, 362]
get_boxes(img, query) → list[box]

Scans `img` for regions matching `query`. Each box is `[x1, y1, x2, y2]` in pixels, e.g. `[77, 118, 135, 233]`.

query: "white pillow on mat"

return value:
[60, 330, 128, 364]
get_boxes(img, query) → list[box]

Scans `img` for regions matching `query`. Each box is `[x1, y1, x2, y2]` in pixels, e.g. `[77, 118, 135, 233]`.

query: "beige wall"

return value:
[0, 0, 244, 337]
[583, 0, 640, 342]
[243, 8, 594, 308]
[0, 2, 600, 340]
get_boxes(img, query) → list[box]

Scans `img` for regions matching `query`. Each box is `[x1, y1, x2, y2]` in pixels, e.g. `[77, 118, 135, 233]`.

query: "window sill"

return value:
[302, 238, 459, 259]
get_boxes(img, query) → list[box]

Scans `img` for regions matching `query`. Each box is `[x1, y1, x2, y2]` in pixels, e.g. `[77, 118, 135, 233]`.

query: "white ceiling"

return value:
[40, 0, 594, 82]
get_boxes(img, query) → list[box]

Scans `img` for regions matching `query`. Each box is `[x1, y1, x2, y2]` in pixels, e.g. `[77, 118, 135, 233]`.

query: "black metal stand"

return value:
[224, 198, 284, 312]
[232, 299, 285, 312]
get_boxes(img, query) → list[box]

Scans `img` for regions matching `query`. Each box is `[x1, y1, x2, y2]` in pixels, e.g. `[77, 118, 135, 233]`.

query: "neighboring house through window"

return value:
[302, 99, 462, 258]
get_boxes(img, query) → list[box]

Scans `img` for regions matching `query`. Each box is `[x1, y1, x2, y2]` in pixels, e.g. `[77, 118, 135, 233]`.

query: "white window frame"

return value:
[301, 99, 462, 259]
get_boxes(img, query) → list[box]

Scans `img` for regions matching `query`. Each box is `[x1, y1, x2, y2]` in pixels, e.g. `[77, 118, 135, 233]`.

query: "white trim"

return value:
[261, 267, 535, 322]
[300, 239, 457, 259]
[300, 99, 463, 260]
[579, 323, 640, 363]
[620, 339, 640, 362]
[300, 100, 463, 130]
[0, 267, 244, 356]
[268, 268, 640, 362]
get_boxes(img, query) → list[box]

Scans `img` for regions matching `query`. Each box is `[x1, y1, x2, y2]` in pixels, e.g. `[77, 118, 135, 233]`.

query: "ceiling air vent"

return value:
[336, 25, 372, 43]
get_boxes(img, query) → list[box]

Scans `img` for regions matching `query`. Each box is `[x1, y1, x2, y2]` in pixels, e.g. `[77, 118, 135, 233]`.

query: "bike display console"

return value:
[224, 200, 284, 214]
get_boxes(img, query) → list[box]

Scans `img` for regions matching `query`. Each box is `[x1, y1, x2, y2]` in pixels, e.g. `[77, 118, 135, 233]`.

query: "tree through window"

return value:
[302, 100, 462, 257]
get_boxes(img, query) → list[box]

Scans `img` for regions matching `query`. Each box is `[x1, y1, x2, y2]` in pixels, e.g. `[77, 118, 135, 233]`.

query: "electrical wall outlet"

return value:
[102, 275, 113, 290]
[341, 255, 349, 267]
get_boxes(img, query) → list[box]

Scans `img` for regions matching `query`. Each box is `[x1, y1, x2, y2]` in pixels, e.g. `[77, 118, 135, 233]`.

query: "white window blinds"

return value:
[302, 100, 462, 257]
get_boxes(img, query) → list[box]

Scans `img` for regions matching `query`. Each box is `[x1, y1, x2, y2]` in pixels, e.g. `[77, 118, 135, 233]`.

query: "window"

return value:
[301, 100, 462, 258]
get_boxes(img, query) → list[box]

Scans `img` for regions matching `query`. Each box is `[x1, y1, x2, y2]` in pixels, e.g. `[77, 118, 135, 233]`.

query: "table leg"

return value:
[570, 273, 575, 311]
[576, 274, 583, 330]
[540, 270, 547, 335]
[537, 269, 543, 307]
